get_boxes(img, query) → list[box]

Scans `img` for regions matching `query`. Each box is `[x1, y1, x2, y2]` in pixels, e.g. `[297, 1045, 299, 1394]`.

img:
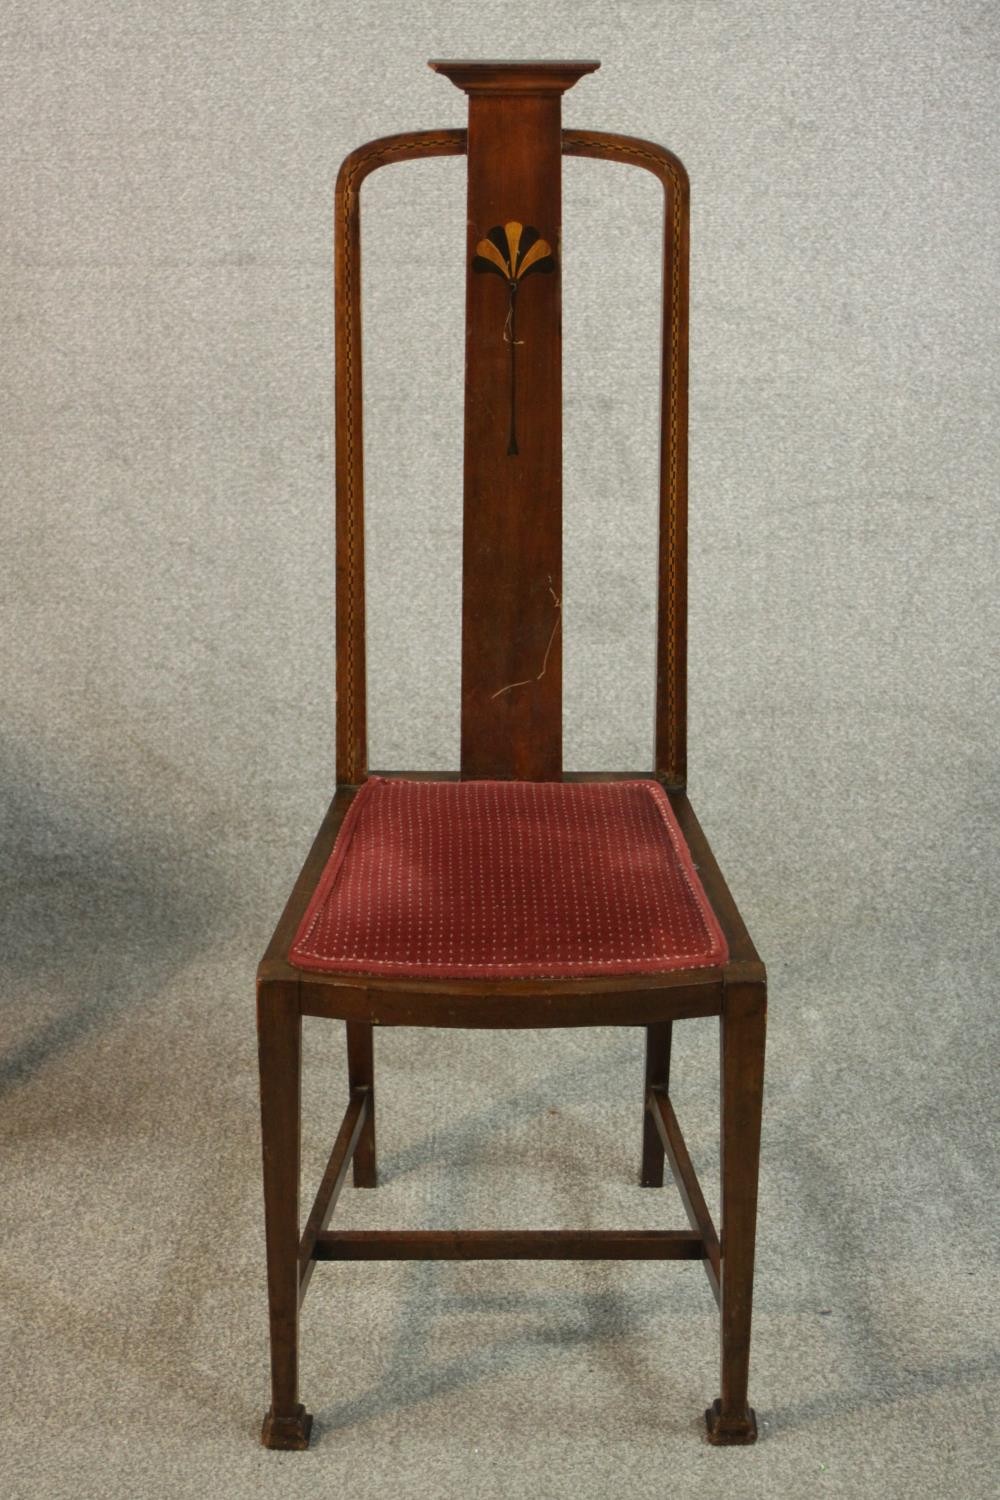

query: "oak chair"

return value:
[257, 59, 766, 1450]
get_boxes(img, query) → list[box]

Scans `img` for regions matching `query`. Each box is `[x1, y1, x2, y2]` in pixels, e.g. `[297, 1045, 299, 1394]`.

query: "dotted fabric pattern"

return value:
[289, 777, 728, 980]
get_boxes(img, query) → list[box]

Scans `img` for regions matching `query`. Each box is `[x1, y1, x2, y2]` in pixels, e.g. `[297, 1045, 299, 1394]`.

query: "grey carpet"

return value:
[1, 2, 998, 1496]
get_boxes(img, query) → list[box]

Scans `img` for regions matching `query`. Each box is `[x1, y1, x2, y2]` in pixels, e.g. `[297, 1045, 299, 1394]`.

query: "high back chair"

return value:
[257, 59, 766, 1450]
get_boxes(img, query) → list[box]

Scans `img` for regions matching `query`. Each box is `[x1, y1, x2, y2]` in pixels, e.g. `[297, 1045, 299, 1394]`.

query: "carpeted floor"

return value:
[2, 2, 998, 1496]
[2, 834, 996, 1499]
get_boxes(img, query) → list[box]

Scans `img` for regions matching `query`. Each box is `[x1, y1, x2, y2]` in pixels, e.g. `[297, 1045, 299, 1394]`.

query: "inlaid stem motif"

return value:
[472, 222, 555, 456]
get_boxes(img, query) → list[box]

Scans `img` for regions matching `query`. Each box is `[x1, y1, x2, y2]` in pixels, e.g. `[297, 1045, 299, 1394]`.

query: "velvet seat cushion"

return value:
[289, 777, 728, 981]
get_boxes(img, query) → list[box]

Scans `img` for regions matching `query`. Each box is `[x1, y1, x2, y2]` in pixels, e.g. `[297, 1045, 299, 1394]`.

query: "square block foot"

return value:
[261, 1404, 313, 1450]
[704, 1399, 758, 1445]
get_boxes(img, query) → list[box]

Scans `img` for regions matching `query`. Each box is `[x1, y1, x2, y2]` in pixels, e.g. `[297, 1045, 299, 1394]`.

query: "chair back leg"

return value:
[641, 1022, 673, 1187]
[346, 1021, 377, 1187]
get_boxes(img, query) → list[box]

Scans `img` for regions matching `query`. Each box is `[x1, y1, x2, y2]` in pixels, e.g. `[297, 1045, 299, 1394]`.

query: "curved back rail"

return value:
[334, 128, 690, 788]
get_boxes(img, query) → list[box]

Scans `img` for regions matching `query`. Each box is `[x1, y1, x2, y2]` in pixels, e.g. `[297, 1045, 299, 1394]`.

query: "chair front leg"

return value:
[258, 979, 313, 1450]
[707, 977, 766, 1444]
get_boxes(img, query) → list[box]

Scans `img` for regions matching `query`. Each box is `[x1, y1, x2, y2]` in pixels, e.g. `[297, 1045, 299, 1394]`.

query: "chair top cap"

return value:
[429, 60, 600, 94]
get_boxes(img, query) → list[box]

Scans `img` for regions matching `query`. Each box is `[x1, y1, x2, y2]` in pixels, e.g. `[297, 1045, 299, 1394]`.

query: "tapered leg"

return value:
[258, 979, 313, 1450]
[640, 1022, 672, 1186]
[346, 1021, 377, 1187]
[706, 979, 766, 1444]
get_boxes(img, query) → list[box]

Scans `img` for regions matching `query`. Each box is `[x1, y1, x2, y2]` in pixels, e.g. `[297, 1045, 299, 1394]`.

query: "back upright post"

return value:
[431, 60, 599, 781]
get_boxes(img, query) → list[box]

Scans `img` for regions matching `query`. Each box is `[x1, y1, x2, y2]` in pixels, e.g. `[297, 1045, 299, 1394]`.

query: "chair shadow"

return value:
[312, 1032, 995, 1443]
[0, 742, 275, 1424]
[310, 1031, 704, 1437]
[319, 1283, 691, 1437]
[756, 1089, 998, 1437]
[0, 747, 220, 1097]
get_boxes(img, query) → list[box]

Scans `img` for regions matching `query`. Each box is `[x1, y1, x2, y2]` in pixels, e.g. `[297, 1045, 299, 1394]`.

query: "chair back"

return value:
[334, 60, 690, 787]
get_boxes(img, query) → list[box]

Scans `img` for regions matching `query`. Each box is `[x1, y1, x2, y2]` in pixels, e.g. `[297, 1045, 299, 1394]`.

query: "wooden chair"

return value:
[257, 59, 766, 1450]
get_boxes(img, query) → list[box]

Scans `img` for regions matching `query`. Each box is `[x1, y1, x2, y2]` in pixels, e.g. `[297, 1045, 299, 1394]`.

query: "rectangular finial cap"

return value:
[429, 60, 599, 95]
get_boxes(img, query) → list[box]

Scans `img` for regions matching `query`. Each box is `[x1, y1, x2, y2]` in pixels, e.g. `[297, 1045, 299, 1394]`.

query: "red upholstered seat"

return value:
[289, 778, 727, 981]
